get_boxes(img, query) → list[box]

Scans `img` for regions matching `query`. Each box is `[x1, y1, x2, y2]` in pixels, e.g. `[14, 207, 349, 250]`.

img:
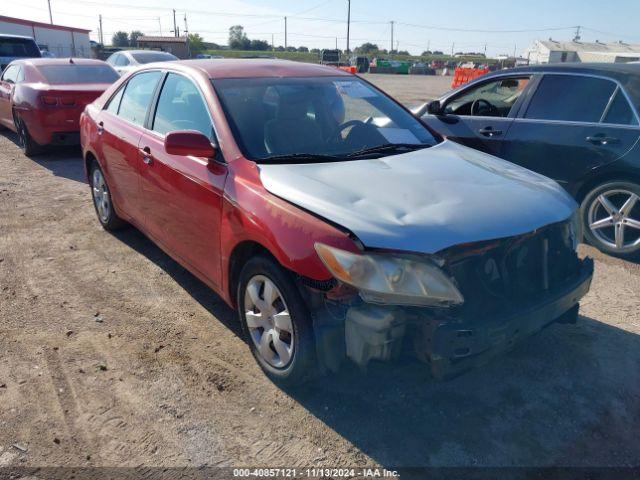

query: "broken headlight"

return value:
[315, 243, 464, 307]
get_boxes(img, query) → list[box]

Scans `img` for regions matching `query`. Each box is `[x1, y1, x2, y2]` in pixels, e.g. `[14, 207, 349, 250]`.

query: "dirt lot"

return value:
[1, 75, 640, 476]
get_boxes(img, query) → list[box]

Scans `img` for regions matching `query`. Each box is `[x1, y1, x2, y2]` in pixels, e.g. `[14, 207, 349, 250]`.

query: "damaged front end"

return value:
[305, 218, 594, 379]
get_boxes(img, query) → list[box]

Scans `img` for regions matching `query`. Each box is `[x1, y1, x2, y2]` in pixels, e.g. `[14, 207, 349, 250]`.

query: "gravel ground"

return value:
[1, 75, 639, 476]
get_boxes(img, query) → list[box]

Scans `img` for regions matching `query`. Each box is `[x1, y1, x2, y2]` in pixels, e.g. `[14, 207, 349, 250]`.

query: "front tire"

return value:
[89, 161, 127, 231]
[581, 181, 640, 259]
[237, 256, 316, 386]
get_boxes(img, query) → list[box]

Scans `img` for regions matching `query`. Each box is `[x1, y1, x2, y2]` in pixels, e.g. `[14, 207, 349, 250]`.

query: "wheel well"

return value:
[84, 152, 97, 182]
[228, 241, 277, 306]
[576, 171, 640, 204]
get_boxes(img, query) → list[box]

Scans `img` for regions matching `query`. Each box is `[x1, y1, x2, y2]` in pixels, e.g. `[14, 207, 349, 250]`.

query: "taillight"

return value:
[60, 97, 76, 106]
[41, 96, 58, 106]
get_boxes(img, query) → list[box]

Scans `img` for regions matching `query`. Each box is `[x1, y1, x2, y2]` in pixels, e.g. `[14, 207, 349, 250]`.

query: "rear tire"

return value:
[14, 112, 43, 157]
[581, 180, 640, 260]
[237, 255, 316, 386]
[89, 160, 127, 231]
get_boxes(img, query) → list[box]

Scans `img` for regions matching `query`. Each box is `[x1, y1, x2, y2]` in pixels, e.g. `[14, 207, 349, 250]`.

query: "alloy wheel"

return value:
[588, 189, 640, 251]
[91, 168, 111, 223]
[244, 275, 294, 369]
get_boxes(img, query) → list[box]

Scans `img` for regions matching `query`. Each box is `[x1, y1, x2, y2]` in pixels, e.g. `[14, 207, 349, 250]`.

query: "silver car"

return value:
[105, 50, 178, 76]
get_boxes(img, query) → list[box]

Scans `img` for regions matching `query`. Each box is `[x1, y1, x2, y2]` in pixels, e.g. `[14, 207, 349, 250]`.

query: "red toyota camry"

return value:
[80, 59, 592, 384]
[0, 58, 119, 155]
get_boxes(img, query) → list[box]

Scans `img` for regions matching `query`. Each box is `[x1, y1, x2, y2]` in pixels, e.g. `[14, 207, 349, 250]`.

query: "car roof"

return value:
[156, 58, 353, 79]
[0, 34, 36, 40]
[21, 58, 108, 67]
[491, 62, 640, 81]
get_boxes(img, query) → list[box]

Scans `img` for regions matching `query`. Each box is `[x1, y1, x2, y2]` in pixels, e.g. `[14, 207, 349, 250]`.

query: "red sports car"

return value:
[0, 58, 119, 155]
[80, 59, 592, 384]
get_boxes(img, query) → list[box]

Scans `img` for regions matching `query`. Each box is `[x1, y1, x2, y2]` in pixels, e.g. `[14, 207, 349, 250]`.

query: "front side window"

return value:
[117, 71, 162, 126]
[152, 73, 212, 137]
[525, 75, 617, 123]
[213, 76, 436, 161]
[444, 77, 530, 117]
[38, 65, 119, 84]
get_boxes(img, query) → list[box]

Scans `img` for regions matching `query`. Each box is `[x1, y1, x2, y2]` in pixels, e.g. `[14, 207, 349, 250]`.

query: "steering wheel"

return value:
[326, 120, 365, 143]
[471, 98, 497, 116]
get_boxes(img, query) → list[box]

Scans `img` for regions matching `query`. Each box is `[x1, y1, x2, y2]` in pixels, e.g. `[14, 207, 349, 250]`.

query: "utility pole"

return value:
[346, 0, 351, 54]
[573, 25, 581, 42]
[271, 33, 274, 51]
[173, 9, 178, 37]
[47, 0, 53, 24]
[483, 43, 487, 56]
[184, 13, 190, 57]
[98, 14, 104, 45]
[513, 43, 517, 58]
[390, 20, 394, 55]
[451, 42, 454, 57]
[335, 37, 338, 49]
[284, 16, 287, 49]
[158, 17, 162, 36]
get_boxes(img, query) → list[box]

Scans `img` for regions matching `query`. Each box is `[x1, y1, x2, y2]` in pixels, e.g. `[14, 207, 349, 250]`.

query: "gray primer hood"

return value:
[258, 140, 577, 254]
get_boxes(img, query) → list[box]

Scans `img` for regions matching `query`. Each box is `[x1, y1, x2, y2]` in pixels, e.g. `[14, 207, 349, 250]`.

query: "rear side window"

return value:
[38, 65, 119, 84]
[0, 37, 40, 58]
[152, 73, 212, 137]
[603, 90, 638, 126]
[1, 65, 20, 83]
[117, 71, 162, 126]
[525, 75, 616, 123]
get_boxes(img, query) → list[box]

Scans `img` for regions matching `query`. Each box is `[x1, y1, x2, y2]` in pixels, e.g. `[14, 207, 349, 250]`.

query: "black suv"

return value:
[418, 63, 640, 259]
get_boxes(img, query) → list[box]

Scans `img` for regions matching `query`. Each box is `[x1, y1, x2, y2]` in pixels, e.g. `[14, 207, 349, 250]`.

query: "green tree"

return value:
[228, 25, 250, 50]
[111, 31, 129, 48]
[129, 30, 144, 46]
[249, 39, 270, 51]
[297, 46, 309, 52]
[189, 33, 206, 54]
[356, 42, 379, 54]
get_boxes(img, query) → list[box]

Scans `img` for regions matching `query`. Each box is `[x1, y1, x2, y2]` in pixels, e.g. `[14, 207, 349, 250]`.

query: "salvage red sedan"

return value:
[0, 58, 119, 155]
[80, 59, 592, 385]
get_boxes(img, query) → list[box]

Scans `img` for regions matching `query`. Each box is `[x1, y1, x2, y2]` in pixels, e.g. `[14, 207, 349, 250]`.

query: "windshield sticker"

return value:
[334, 81, 377, 98]
[378, 128, 420, 144]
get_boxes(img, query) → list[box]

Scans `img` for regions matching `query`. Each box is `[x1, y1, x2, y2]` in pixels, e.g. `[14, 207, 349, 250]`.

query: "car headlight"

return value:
[315, 243, 464, 307]
[568, 209, 582, 251]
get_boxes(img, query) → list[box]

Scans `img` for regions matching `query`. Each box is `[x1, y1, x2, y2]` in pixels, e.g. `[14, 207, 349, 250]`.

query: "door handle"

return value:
[478, 126, 503, 137]
[97, 121, 104, 135]
[586, 134, 619, 145]
[140, 146, 153, 165]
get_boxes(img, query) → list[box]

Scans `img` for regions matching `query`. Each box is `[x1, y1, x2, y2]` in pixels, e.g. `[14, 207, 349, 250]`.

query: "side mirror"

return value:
[164, 130, 217, 158]
[426, 100, 443, 115]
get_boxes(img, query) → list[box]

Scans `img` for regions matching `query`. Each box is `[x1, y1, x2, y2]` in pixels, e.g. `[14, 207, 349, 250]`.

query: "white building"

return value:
[525, 39, 640, 64]
[0, 15, 91, 58]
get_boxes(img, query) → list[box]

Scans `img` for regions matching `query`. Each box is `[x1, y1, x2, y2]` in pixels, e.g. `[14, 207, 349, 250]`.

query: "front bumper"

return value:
[312, 258, 594, 378]
[427, 257, 593, 378]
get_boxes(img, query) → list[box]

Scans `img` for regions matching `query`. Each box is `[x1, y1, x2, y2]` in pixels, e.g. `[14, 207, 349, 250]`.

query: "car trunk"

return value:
[37, 84, 109, 128]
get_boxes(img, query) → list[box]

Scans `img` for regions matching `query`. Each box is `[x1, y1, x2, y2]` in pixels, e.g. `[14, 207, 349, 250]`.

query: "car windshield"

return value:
[213, 76, 437, 162]
[38, 65, 120, 84]
[0, 37, 40, 58]
[131, 52, 178, 64]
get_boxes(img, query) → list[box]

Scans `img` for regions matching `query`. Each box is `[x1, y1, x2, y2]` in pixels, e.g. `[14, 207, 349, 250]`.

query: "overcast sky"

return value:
[3, 0, 640, 56]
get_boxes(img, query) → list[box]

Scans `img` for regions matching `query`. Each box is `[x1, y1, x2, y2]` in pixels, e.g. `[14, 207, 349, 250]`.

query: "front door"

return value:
[97, 70, 163, 223]
[422, 75, 532, 157]
[502, 74, 640, 192]
[138, 72, 227, 287]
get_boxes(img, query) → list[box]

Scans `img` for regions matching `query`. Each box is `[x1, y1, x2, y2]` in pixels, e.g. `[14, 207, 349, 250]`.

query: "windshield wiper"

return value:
[259, 153, 346, 164]
[344, 143, 431, 159]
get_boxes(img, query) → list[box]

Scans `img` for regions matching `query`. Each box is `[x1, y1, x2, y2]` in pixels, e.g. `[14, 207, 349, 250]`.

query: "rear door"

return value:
[502, 73, 640, 192]
[138, 72, 227, 287]
[0, 64, 20, 128]
[421, 75, 533, 156]
[95, 70, 163, 223]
